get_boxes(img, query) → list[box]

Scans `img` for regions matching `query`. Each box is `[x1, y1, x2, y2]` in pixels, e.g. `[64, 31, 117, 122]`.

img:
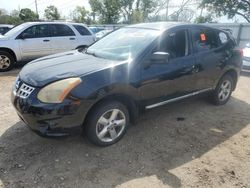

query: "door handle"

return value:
[43, 39, 50, 42]
[69, 38, 75, 40]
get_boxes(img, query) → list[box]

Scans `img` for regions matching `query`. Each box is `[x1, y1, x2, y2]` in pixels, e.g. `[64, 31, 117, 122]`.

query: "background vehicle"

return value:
[243, 43, 250, 70]
[12, 22, 242, 146]
[0, 24, 14, 35]
[95, 29, 112, 40]
[0, 22, 95, 71]
[88, 26, 104, 34]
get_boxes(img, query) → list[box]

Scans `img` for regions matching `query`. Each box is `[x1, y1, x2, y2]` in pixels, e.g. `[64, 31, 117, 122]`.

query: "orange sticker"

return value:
[200, 33, 206, 41]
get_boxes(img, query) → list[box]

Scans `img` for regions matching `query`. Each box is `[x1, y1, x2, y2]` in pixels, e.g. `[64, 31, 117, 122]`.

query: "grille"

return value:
[16, 83, 35, 99]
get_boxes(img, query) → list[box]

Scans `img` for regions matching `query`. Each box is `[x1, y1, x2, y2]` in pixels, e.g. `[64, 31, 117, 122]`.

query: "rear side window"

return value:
[73, 25, 91, 35]
[20, 24, 49, 38]
[191, 28, 219, 52]
[50, 24, 75, 37]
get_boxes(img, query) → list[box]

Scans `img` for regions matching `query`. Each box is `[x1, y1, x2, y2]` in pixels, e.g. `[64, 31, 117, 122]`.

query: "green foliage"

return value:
[168, 8, 195, 22]
[201, 0, 250, 22]
[194, 14, 214, 23]
[71, 6, 89, 23]
[44, 5, 60, 20]
[89, 0, 121, 24]
[89, 0, 160, 24]
[19, 8, 39, 22]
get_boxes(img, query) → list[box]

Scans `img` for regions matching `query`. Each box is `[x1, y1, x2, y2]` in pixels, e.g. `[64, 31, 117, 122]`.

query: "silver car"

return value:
[0, 22, 96, 72]
[243, 43, 250, 70]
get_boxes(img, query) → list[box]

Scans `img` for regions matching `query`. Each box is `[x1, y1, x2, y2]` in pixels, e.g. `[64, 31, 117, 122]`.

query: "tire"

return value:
[0, 51, 15, 72]
[85, 101, 129, 146]
[211, 74, 234, 105]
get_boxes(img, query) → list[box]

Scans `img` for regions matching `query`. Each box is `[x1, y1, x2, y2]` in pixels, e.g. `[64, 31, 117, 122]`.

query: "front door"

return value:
[17, 24, 52, 60]
[139, 28, 198, 107]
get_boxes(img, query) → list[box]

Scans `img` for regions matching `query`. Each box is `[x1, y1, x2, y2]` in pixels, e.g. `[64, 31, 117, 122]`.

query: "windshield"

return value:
[4, 23, 27, 37]
[86, 27, 160, 61]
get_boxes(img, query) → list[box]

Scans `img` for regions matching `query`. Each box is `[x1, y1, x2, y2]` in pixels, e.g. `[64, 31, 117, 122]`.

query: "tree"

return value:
[120, 0, 134, 23]
[44, 5, 60, 20]
[89, 0, 121, 24]
[19, 8, 38, 21]
[0, 9, 22, 25]
[119, 0, 160, 23]
[201, 0, 250, 22]
[169, 8, 195, 22]
[194, 14, 214, 23]
[71, 6, 89, 23]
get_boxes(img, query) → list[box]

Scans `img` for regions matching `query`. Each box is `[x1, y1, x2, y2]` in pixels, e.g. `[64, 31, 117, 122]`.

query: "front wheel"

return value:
[211, 74, 234, 105]
[0, 51, 15, 72]
[85, 101, 129, 146]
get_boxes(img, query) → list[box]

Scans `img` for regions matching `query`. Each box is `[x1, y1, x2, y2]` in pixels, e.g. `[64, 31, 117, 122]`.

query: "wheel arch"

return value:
[222, 69, 238, 90]
[83, 93, 139, 126]
[0, 47, 17, 62]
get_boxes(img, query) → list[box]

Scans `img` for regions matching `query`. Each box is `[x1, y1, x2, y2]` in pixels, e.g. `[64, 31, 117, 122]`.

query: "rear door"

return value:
[17, 24, 52, 60]
[190, 27, 228, 90]
[49, 24, 77, 54]
[72, 25, 95, 46]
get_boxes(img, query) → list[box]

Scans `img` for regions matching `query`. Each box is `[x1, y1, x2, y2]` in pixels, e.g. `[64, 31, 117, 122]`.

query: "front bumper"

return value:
[11, 82, 92, 137]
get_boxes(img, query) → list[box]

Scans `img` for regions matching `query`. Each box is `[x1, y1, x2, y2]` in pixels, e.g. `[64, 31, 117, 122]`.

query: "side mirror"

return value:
[151, 52, 170, 63]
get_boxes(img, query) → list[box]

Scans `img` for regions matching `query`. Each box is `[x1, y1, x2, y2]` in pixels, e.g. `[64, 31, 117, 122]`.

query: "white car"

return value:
[243, 43, 250, 70]
[0, 22, 96, 71]
[0, 24, 14, 35]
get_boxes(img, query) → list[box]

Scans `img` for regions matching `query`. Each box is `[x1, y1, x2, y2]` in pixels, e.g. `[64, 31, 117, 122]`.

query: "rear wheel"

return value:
[211, 74, 234, 105]
[85, 101, 129, 146]
[0, 51, 15, 72]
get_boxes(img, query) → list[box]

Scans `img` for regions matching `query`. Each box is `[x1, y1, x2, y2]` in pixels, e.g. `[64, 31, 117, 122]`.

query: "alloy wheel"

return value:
[0, 55, 11, 70]
[96, 109, 126, 143]
[218, 80, 232, 101]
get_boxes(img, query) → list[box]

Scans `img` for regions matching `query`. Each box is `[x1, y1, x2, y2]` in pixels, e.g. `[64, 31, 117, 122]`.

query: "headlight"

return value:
[37, 78, 82, 103]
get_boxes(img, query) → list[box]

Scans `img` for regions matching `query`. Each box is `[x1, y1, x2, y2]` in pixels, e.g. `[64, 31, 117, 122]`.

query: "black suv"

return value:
[12, 22, 242, 146]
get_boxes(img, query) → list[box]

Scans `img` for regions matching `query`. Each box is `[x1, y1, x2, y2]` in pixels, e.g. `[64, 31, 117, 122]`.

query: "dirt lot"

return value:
[1, 68, 250, 188]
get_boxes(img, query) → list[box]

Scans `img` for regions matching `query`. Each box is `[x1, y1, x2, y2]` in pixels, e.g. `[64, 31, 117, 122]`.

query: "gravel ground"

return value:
[1, 68, 250, 188]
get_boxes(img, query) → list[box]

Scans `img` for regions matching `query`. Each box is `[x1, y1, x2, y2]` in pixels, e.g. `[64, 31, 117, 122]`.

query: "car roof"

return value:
[127, 22, 189, 30]
[22, 22, 87, 26]
[126, 22, 220, 32]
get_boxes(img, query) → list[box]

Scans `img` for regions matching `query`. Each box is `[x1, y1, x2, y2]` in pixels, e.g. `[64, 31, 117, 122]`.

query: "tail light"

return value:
[239, 48, 243, 56]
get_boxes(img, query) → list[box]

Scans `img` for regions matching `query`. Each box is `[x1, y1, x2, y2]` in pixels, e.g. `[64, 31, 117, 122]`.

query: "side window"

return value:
[50, 24, 75, 37]
[20, 24, 49, 38]
[157, 29, 189, 59]
[73, 25, 91, 35]
[192, 28, 219, 52]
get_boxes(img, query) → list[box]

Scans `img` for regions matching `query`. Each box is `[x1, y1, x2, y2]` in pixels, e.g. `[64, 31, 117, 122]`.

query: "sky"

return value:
[1, 0, 90, 18]
[0, 0, 247, 23]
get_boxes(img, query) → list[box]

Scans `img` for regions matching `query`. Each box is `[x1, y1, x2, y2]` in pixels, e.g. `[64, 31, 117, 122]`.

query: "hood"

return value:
[19, 50, 120, 87]
[0, 35, 9, 40]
